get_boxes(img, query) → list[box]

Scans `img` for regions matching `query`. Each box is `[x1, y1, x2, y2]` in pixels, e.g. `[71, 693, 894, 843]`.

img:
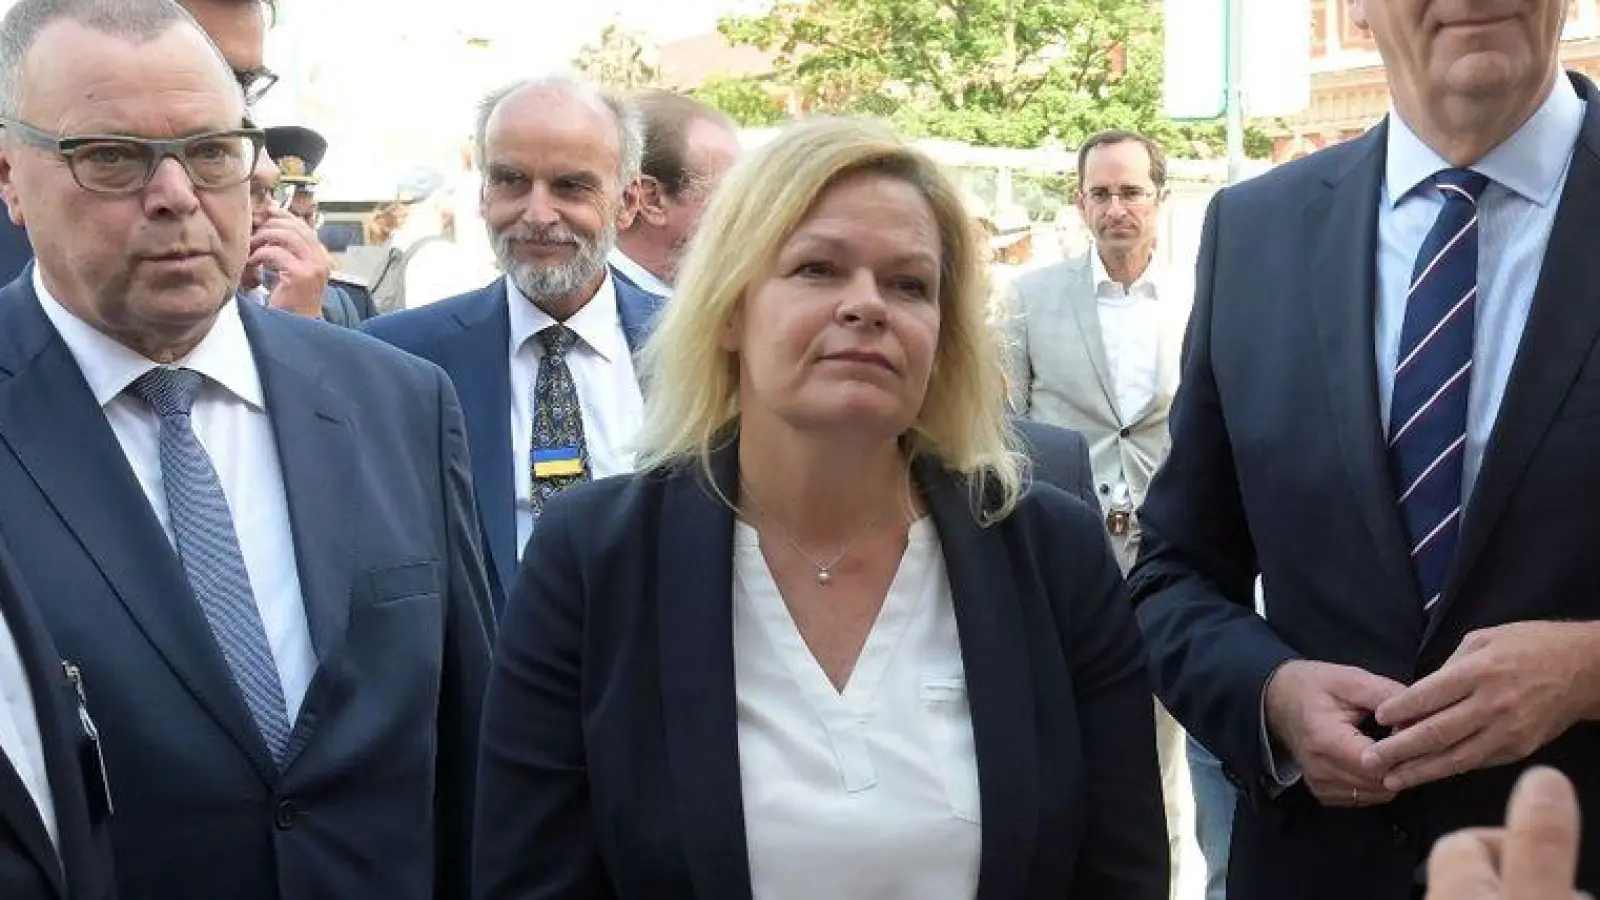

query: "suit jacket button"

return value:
[275, 799, 301, 830]
[1389, 823, 1410, 847]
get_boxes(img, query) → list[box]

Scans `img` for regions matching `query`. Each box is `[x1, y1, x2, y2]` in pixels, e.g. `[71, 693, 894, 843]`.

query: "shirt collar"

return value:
[607, 248, 672, 297]
[506, 271, 628, 364]
[1385, 75, 1585, 208]
[33, 266, 264, 409]
[1090, 247, 1161, 301]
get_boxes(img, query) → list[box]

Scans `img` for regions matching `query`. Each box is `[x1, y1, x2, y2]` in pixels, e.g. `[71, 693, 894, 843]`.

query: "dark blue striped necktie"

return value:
[1388, 168, 1488, 612]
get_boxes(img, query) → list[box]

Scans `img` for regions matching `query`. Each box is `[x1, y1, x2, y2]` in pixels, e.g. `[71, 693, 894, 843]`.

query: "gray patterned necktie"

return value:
[529, 325, 590, 516]
[128, 367, 291, 766]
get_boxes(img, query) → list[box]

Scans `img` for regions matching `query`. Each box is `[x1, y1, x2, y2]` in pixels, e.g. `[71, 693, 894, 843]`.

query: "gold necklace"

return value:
[739, 477, 894, 586]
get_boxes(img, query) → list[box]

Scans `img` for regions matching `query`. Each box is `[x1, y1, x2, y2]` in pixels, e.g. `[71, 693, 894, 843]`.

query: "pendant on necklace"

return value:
[816, 569, 833, 586]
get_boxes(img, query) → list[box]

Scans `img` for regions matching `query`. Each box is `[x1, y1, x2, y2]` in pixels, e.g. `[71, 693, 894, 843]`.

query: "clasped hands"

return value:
[1264, 622, 1600, 807]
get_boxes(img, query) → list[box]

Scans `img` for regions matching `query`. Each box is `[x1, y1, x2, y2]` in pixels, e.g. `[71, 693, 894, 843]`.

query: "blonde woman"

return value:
[473, 118, 1168, 899]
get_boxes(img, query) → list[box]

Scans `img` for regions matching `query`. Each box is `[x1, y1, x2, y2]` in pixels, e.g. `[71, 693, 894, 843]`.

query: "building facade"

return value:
[1271, 0, 1600, 161]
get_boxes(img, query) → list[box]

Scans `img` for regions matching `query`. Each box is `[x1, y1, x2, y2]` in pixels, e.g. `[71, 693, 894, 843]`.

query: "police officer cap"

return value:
[264, 125, 327, 186]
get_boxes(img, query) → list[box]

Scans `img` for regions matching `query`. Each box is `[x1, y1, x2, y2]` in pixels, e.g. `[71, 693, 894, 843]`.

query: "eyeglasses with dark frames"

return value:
[0, 118, 265, 195]
[234, 66, 279, 106]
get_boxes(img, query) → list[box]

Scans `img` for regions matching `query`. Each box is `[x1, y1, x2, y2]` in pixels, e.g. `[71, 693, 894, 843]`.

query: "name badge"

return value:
[532, 446, 584, 479]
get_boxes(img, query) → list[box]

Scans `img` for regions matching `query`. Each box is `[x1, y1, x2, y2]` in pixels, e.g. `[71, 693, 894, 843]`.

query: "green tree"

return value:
[573, 22, 661, 91]
[693, 75, 789, 128]
[718, 0, 1268, 155]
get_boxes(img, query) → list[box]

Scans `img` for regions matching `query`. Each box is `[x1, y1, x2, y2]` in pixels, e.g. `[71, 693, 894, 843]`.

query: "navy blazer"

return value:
[0, 217, 31, 290]
[1130, 72, 1600, 898]
[1014, 419, 1096, 508]
[362, 273, 665, 612]
[0, 538, 113, 900]
[475, 442, 1168, 899]
[606, 261, 665, 300]
[0, 280, 493, 900]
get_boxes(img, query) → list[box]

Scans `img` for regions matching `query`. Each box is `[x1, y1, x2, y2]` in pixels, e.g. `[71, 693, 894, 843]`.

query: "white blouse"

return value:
[732, 517, 982, 900]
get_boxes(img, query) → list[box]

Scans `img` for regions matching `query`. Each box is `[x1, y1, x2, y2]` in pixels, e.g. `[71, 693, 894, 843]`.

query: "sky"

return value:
[253, 0, 765, 200]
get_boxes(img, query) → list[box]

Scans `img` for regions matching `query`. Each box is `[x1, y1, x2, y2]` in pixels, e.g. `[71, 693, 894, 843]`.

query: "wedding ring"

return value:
[1351, 787, 1361, 805]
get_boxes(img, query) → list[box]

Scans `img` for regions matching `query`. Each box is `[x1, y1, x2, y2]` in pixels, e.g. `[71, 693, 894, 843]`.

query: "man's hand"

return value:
[1264, 660, 1407, 807]
[1425, 766, 1586, 900]
[1366, 623, 1600, 793]
[250, 207, 329, 319]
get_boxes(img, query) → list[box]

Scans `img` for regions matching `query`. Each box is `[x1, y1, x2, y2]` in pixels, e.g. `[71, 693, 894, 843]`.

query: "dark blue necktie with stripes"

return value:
[1388, 168, 1488, 613]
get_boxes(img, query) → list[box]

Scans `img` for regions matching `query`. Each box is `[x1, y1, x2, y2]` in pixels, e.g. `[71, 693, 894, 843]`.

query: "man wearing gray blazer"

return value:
[1003, 130, 1212, 899]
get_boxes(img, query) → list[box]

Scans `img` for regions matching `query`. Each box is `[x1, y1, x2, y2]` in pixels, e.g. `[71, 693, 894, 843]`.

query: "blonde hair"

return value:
[634, 117, 1026, 521]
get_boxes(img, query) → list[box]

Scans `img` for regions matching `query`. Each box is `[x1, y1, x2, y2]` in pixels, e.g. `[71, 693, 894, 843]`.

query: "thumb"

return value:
[1425, 830, 1501, 900]
[1500, 766, 1580, 900]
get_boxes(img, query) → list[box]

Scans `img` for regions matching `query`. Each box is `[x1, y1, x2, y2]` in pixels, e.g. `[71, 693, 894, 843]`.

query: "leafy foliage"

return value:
[573, 23, 661, 91]
[692, 75, 790, 127]
[717, 0, 1269, 155]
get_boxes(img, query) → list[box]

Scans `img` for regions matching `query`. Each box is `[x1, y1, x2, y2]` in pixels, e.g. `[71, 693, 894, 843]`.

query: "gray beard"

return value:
[495, 220, 617, 307]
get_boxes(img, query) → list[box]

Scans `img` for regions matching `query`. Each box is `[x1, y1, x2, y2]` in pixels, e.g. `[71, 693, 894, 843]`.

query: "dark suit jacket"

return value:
[1014, 419, 1096, 507]
[1129, 72, 1600, 899]
[0, 539, 113, 900]
[0, 217, 30, 291]
[475, 442, 1168, 899]
[0, 280, 494, 900]
[362, 273, 666, 613]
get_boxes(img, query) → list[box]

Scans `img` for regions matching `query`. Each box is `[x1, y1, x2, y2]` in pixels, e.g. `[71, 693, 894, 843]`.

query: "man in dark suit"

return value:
[365, 74, 664, 614]
[1130, 2, 1600, 897]
[0, 0, 280, 286]
[0, 3, 492, 898]
[1014, 419, 1096, 508]
[0, 538, 113, 900]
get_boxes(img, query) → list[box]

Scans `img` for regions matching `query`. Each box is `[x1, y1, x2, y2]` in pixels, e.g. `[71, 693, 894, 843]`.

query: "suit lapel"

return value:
[1063, 257, 1122, 422]
[918, 461, 1039, 900]
[1428, 78, 1600, 642]
[656, 443, 753, 900]
[1304, 125, 1426, 635]
[0, 553, 66, 899]
[0, 286, 278, 782]
[239, 304, 357, 761]
[436, 285, 516, 602]
[0, 762, 58, 896]
[615, 276, 665, 398]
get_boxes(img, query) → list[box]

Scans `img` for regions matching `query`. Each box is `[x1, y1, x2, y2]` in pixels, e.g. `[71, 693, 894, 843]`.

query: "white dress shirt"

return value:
[1261, 76, 1585, 789]
[607, 248, 672, 298]
[35, 272, 317, 726]
[732, 518, 982, 899]
[0, 606, 56, 850]
[1375, 76, 1584, 506]
[1091, 249, 1171, 426]
[508, 273, 645, 553]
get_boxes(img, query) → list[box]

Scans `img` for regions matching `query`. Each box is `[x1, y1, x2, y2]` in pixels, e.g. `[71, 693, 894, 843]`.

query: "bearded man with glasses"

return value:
[0, 3, 493, 900]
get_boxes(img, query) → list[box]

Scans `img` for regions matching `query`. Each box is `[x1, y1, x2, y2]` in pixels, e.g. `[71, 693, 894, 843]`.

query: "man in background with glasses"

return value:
[240, 123, 367, 326]
[0, 0, 278, 286]
[0, 3, 492, 900]
[1001, 129, 1210, 899]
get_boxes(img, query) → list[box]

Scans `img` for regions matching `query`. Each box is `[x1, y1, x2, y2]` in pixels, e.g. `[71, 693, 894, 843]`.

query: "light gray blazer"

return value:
[1001, 250, 1191, 569]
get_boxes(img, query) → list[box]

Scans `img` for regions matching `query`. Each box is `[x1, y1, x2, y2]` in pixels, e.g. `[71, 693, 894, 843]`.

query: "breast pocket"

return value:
[362, 561, 443, 607]
[920, 677, 981, 824]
